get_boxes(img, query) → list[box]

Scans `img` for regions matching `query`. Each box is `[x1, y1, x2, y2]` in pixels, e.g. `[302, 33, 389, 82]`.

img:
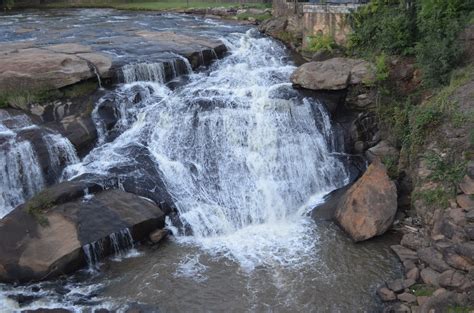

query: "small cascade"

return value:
[172, 53, 193, 74]
[0, 140, 45, 217]
[198, 50, 204, 65]
[109, 228, 136, 259]
[82, 240, 104, 272]
[82, 228, 137, 271]
[90, 64, 103, 89]
[210, 48, 218, 60]
[0, 113, 45, 218]
[43, 133, 80, 181]
[122, 62, 166, 83]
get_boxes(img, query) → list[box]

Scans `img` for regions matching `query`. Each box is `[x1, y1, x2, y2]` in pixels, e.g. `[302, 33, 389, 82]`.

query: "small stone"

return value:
[392, 245, 419, 263]
[438, 270, 469, 290]
[443, 246, 473, 271]
[464, 224, 474, 240]
[398, 292, 417, 303]
[449, 208, 466, 225]
[459, 175, 474, 195]
[403, 278, 416, 289]
[406, 267, 420, 281]
[387, 279, 405, 293]
[432, 288, 447, 296]
[377, 286, 397, 301]
[466, 210, 474, 223]
[418, 247, 451, 272]
[149, 229, 169, 244]
[431, 234, 445, 241]
[420, 268, 440, 286]
[403, 260, 417, 272]
[457, 194, 474, 209]
[401, 233, 427, 251]
[417, 296, 429, 306]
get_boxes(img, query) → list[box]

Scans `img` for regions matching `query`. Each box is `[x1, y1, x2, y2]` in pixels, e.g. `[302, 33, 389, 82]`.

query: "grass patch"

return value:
[447, 306, 473, 313]
[304, 34, 336, 53]
[424, 151, 466, 190]
[410, 284, 436, 297]
[382, 155, 399, 179]
[0, 80, 99, 109]
[413, 187, 450, 209]
[25, 191, 54, 226]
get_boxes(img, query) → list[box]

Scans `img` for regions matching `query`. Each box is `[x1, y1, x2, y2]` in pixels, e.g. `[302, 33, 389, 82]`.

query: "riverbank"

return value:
[260, 2, 474, 310]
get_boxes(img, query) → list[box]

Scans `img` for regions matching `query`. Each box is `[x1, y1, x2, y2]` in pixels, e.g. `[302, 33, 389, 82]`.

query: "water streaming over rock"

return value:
[66, 29, 350, 270]
[0, 111, 79, 217]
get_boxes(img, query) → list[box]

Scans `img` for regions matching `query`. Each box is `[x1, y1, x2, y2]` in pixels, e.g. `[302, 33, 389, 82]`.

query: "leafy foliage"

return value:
[304, 34, 336, 53]
[349, 0, 474, 86]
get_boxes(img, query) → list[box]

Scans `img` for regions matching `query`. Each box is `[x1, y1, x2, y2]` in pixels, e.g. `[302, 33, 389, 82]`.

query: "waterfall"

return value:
[66, 29, 350, 270]
[0, 140, 45, 218]
[82, 228, 137, 271]
[0, 112, 79, 218]
[122, 62, 166, 84]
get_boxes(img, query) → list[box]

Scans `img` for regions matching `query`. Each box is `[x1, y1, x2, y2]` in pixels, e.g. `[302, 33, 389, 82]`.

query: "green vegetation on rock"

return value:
[349, 0, 474, 87]
[304, 34, 336, 53]
[25, 191, 54, 226]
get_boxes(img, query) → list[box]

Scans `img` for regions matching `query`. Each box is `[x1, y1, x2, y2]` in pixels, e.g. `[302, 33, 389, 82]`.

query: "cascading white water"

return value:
[122, 62, 166, 84]
[66, 29, 349, 271]
[0, 112, 79, 218]
[43, 133, 80, 181]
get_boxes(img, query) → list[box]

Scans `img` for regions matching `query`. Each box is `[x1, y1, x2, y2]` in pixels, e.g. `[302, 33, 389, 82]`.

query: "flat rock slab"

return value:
[290, 58, 375, 91]
[0, 184, 164, 283]
[0, 44, 112, 94]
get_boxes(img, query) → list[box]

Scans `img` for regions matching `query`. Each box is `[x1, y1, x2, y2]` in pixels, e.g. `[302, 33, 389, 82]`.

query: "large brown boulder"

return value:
[0, 43, 111, 94]
[0, 182, 165, 283]
[335, 161, 397, 242]
[290, 58, 375, 91]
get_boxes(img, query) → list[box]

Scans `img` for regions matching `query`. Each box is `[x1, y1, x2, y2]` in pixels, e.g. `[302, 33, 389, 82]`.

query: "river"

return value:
[0, 9, 400, 312]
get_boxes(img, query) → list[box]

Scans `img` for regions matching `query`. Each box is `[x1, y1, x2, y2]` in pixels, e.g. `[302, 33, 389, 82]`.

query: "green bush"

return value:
[304, 34, 336, 53]
[348, 0, 417, 56]
[349, 0, 474, 87]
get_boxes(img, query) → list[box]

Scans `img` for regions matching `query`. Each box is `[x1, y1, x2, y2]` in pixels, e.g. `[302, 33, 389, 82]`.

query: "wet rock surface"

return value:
[0, 183, 165, 283]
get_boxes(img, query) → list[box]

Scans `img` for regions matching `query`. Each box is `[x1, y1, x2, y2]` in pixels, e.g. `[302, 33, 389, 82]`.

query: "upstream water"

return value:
[0, 10, 401, 312]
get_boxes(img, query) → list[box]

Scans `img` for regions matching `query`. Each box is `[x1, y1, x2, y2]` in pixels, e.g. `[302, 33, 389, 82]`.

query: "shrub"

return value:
[304, 34, 336, 53]
[348, 0, 417, 56]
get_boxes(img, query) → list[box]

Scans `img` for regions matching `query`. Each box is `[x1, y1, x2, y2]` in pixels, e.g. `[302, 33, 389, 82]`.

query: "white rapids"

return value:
[65, 29, 350, 271]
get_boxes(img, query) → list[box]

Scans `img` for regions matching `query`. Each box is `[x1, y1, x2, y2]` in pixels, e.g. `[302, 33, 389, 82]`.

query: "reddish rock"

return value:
[403, 278, 416, 289]
[448, 208, 466, 226]
[420, 268, 440, 286]
[377, 286, 397, 301]
[418, 247, 451, 272]
[457, 194, 474, 209]
[397, 292, 417, 303]
[392, 245, 419, 263]
[417, 296, 429, 306]
[443, 246, 473, 271]
[438, 270, 470, 291]
[459, 175, 474, 195]
[387, 279, 405, 293]
[401, 233, 428, 251]
[406, 267, 420, 281]
[335, 161, 397, 242]
[149, 229, 169, 244]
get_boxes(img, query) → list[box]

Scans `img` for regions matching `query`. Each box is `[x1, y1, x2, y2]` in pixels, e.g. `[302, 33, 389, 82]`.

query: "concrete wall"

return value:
[272, 0, 363, 45]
